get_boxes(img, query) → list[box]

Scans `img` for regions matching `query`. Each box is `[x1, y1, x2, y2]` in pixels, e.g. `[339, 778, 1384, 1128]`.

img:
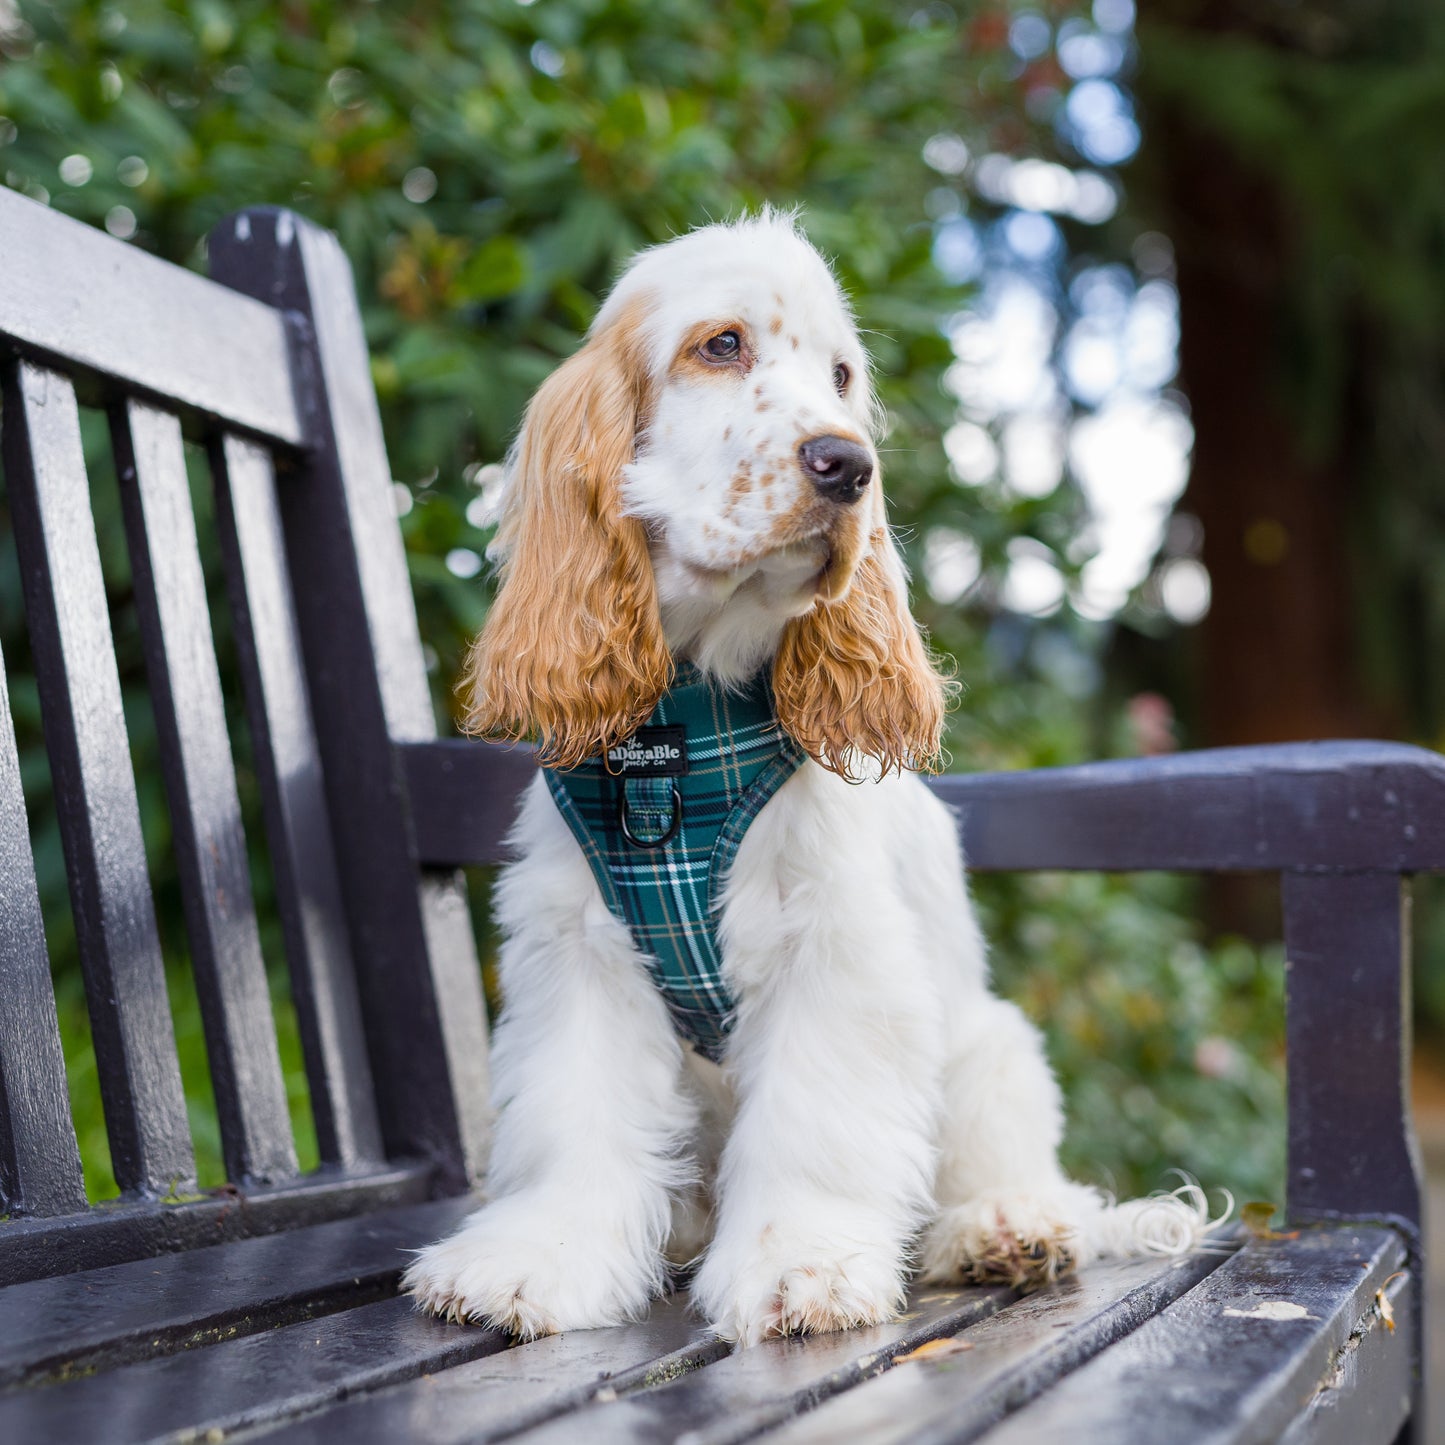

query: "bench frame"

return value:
[0, 187, 1428, 1441]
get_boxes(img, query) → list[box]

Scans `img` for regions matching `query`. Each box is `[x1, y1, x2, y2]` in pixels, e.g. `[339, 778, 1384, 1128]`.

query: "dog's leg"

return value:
[691, 768, 945, 1346]
[911, 803, 1217, 1286]
[405, 779, 693, 1337]
[921, 987, 1108, 1288]
[921, 985, 1217, 1287]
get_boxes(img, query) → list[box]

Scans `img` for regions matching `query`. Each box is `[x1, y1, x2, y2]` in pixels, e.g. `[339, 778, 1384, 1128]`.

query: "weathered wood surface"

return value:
[0, 1160, 431, 1288]
[981, 1227, 1409, 1444]
[3, 359, 195, 1199]
[0, 186, 302, 444]
[196, 1297, 722, 1445]
[763, 1248, 1228, 1445]
[0, 1294, 506, 1443]
[1278, 1268, 1414, 1445]
[114, 397, 297, 1187]
[0, 1230, 1413, 1444]
[0, 639, 84, 1219]
[482, 1285, 1019, 1445]
[211, 430, 382, 1171]
[209, 207, 491, 1194]
[0, 1196, 474, 1388]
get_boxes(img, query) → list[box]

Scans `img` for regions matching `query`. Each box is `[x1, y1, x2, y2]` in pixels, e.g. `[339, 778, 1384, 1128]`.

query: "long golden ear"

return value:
[460, 301, 671, 768]
[774, 507, 953, 781]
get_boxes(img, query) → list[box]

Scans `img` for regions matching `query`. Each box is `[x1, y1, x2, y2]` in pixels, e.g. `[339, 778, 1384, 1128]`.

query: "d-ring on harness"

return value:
[543, 664, 806, 1061]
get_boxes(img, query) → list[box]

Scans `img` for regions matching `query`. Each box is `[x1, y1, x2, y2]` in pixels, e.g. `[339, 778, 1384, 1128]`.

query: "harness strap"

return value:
[543, 666, 805, 1060]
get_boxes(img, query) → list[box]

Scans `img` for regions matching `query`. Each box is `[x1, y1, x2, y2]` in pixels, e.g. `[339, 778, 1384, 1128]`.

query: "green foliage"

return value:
[0, 0, 1284, 1205]
[981, 871, 1285, 1203]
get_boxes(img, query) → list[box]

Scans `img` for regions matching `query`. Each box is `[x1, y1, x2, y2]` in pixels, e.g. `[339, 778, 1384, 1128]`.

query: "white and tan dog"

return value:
[405, 212, 1215, 1346]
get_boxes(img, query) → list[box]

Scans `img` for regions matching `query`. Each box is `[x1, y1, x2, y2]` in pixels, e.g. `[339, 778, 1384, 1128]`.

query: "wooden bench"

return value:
[0, 186, 1428, 1443]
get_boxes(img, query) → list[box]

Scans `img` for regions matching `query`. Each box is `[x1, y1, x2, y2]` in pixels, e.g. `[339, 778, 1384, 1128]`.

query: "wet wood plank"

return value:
[0, 1293, 505, 1443]
[978, 1227, 1408, 1444]
[113, 398, 296, 1186]
[1277, 1269, 1413, 1445]
[239, 1296, 723, 1445]
[504, 1284, 1015, 1445]
[761, 1248, 1230, 1445]
[0, 1195, 475, 1387]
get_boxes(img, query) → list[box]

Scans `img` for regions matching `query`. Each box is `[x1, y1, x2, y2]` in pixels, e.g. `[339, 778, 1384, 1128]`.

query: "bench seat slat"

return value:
[113, 399, 297, 1185]
[0, 1293, 505, 1443]
[1, 359, 194, 1197]
[0, 1195, 475, 1387]
[211, 432, 382, 1169]
[501, 1283, 1015, 1445]
[978, 1227, 1409, 1444]
[760, 1248, 1231, 1445]
[235, 1299, 723, 1445]
[0, 641, 85, 1218]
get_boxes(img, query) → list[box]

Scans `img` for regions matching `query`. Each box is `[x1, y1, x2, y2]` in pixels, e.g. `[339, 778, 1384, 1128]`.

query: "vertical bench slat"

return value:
[0, 641, 86, 1217]
[210, 209, 491, 1191]
[211, 432, 383, 1168]
[111, 400, 297, 1185]
[2, 361, 195, 1197]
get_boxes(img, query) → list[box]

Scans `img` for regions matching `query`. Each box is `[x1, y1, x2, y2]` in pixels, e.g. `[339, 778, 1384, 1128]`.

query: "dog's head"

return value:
[462, 212, 951, 779]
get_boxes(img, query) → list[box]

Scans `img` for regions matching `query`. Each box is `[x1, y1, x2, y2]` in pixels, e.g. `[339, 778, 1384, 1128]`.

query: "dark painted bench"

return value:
[0, 185, 1427, 1443]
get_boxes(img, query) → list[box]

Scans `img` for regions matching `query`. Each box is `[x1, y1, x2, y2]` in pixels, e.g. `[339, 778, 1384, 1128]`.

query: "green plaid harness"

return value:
[544, 667, 806, 1061]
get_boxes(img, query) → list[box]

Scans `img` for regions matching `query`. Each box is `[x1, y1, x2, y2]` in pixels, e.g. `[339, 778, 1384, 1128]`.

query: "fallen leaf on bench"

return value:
[1376, 1272, 1404, 1334]
[1223, 1301, 1313, 1321]
[894, 1337, 974, 1364]
[1239, 1201, 1300, 1241]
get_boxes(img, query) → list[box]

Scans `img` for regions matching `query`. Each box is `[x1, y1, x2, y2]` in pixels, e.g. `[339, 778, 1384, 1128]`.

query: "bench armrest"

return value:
[935, 738, 1445, 873]
[401, 737, 1445, 874]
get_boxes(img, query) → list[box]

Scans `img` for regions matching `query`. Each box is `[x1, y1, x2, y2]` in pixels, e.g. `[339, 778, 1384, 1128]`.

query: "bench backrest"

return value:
[0, 192, 497, 1283]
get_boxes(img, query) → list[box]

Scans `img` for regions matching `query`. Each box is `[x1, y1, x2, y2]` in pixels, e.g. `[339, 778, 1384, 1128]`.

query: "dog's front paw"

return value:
[404, 1197, 661, 1338]
[695, 1226, 907, 1347]
[921, 1189, 1092, 1290]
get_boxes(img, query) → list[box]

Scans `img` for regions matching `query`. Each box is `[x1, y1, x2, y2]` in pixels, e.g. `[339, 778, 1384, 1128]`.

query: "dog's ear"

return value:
[774, 490, 953, 781]
[461, 299, 671, 768]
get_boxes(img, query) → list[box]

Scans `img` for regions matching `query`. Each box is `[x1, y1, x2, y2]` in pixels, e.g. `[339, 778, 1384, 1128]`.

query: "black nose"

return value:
[798, 435, 873, 504]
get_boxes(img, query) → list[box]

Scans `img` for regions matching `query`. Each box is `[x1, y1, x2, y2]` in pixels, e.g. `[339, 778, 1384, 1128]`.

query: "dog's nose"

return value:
[798, 435, 873, 504]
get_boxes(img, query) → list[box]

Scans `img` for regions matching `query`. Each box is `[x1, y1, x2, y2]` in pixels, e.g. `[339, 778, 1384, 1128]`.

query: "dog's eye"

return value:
[701, 331, 741, 362]
[833, 362, 850, 395]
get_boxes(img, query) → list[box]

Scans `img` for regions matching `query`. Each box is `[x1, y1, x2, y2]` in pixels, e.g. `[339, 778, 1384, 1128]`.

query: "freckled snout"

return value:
[798, 435, 872, 505]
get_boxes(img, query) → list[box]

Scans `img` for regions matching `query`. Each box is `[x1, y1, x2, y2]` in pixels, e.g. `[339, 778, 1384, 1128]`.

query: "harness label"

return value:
[607, 726, 689, 777]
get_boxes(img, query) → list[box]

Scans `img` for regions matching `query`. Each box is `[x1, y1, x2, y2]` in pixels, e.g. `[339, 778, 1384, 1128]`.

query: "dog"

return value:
[404, 211, 1216, 1347]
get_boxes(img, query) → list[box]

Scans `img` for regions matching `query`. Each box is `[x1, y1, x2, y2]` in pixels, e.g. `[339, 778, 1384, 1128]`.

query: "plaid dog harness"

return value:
[543, 666, 806, 1061]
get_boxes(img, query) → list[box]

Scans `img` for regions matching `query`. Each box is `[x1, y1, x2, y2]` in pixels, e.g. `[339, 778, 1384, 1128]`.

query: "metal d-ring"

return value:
[618, 784, 682, 849]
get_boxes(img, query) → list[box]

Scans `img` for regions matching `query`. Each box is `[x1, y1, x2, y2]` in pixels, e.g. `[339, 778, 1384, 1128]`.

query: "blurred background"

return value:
[1, 0, 1442, 1272]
